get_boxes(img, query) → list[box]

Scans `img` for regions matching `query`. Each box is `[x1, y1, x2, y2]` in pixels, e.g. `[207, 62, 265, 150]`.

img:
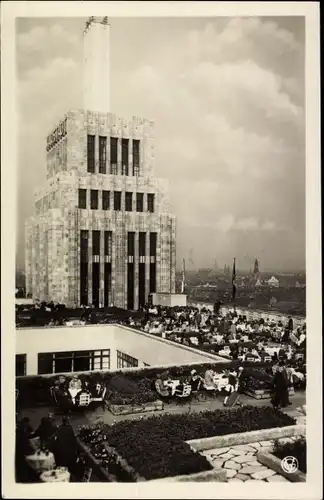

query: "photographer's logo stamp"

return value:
[281, 456, 299, 474]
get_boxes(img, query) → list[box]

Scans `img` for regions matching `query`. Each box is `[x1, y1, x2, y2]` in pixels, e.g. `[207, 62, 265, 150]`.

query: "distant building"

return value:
[267, 276, 280, 288]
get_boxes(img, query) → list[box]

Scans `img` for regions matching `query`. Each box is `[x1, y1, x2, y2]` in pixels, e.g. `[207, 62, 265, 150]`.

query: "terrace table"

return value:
[164, 379, 180, 396]
[68, 388, 82, 404]
[212, 375, 229, 391]
[40, 468, 70, 483]
[26, 451, 55, 473]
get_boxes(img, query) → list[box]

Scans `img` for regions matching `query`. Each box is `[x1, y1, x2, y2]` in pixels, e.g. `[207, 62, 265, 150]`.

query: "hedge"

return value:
[77, 406, 295, 480]
[16, 360, 274, 408]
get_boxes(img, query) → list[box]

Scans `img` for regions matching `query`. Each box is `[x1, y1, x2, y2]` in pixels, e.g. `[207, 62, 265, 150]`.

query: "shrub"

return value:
[78, 406, 295, 481]
[273, 437, 306, 473]
[106, 375, 157, 405]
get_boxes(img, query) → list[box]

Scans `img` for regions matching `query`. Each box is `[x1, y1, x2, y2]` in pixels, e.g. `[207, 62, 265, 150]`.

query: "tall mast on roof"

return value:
[83, 17, 111, 113]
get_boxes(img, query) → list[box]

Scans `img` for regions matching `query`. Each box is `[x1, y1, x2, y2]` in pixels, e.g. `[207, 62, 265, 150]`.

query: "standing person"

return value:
[288, 316, 293, 332]
[33, 413, 57, 450]
[223, 370, 239, 406]
[271, 361, 290, 409]
[52, 416, 78, 473]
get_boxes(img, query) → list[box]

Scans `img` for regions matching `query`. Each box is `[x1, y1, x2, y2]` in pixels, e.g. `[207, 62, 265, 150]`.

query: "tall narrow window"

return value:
[80, 230, 88, 306]
[92, 230, 100, 256]
[133, 139, 140, 176]
[87, 135, 95, 173]
[127, 232, 135, 309]
[110, 137, 118, 174]
[78, 189, 87, 209]
[139, 232, 146, 308]
[128, 232, 135, 258]
[104, 263, 112, 307]
[125, 192, 133, 212]
[150, 232, 157, 294]
[102, 190, 110, 210]
[114, 191, 121, 211]
[147, 193, 155, 213]
[121, 139, 129, 175]
[139, 232, 146, 258]
[91, 190, 98, 210]
[99, 136, 107, 174]
[136, 193, 144, 212]
[80, 230, 89, 263]
[92, 263, 100, 307]
[150, 232, 157, 257]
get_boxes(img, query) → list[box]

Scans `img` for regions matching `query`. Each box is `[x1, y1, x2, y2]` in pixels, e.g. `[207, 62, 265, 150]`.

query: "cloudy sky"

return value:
[16, 16, 305, 272]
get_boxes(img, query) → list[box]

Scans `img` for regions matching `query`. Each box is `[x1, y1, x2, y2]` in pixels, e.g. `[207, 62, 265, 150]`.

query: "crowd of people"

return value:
[152, 358, 304, 410]
[126, 305, 307, 362]
[138, 305, 306, 346]
[15, 414, 80, 482]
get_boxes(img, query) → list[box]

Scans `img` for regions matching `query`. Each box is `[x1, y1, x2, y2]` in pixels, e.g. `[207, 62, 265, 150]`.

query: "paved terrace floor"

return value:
[21, 391, 306, 431]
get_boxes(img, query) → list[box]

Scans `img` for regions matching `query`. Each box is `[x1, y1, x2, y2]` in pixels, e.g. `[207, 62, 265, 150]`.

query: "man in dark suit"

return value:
[52, 416, 78, 473]
[271, 361, 290, 409]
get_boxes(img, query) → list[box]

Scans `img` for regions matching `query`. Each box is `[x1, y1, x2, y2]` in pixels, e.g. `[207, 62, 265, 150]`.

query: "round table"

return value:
[164, 380, 180, 395]
[26, 451, 55, 473]
[40, 468, 70, 483]
[68, 387, 82, 404]
[213, 376, 229, 391]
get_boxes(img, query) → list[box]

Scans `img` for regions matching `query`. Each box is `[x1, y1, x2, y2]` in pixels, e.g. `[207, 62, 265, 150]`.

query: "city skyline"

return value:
[16, 16, 305, 272]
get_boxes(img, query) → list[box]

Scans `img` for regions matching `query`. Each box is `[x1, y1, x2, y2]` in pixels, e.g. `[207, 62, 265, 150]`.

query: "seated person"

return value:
[188, 369, 203, 391]
[203, 368, 218, 390]
[69, 375, 82, 391]
[214, 332, 224, 345]
[58, 375, 68, 390]
[154, 374, 172, 399]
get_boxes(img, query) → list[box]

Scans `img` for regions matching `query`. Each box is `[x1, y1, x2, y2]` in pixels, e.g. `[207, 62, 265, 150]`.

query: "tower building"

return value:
[25, 17, 176, 309]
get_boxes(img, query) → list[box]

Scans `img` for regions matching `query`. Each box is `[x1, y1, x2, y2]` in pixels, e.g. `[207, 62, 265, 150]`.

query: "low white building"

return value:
[16, 324, 225, 376]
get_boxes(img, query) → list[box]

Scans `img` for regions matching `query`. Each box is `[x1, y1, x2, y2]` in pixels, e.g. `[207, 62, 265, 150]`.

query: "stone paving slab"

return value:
[236, 473, 251, 481]
[225, 469, 237, 478]
[224, 460, 241, 470]
[251, 469, 277, 480]
[233, 454, 257, 463]
[202, 436, 305, 482]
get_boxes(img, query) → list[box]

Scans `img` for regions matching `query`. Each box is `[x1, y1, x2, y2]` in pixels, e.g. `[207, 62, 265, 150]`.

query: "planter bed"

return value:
[257, 449, 306, 482]
[106, 399, 163, 416]
[77, 433, 144, 482]
[77, 406, 295, 481]
[257, 437, 306, 482]
[246, 387, 295, 400]
[188, 424, 305, 451]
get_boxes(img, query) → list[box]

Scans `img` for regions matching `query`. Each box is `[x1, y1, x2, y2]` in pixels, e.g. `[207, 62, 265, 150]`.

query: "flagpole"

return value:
[232, 257, 236, 313]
